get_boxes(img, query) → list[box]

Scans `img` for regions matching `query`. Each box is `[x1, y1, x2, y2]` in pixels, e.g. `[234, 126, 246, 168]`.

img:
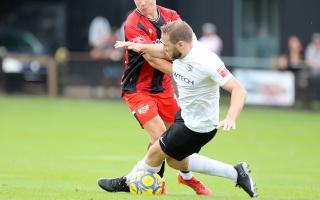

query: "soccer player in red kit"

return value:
[98, 0, 211, 195]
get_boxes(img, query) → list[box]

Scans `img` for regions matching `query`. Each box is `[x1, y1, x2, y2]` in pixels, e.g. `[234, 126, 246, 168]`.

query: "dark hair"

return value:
[161, 20, 193, 44]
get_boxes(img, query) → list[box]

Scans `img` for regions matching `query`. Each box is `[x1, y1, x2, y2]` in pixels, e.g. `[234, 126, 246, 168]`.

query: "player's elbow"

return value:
[143, 55, 159, 68]
[242, 86, 247, 98]
[231, 83, 247, 100]
[143, 54, 158, 67]
[237, 84, 247, 98]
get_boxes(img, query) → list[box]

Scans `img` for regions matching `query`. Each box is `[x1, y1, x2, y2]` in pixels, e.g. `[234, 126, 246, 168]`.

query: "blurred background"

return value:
[1, 1, 320, 200]
[0, 0, 320, 109]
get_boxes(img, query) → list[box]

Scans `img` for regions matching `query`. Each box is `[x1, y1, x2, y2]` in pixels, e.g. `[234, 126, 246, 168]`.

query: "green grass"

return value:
[0, 96, 319, 200]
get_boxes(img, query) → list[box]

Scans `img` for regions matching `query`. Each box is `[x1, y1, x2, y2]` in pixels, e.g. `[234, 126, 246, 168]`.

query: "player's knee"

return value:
[149, 130, 166, 144]
[144, 116, 167, 143]
[149, 136, 159, 145]
[166, 157, 188, 171]
[167, 158, 180, 170]
[145, 143, 166, 166]
[166, 158, 176, 169]
[148, 141, 164, 157]
[146, 129, 166, 144]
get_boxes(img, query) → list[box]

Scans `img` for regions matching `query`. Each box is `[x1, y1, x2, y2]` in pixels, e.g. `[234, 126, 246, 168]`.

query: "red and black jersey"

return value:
[121, 6, 180, 94]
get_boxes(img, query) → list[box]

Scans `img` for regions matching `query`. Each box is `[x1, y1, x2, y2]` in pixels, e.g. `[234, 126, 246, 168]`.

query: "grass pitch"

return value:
[0, 96, 319, 200]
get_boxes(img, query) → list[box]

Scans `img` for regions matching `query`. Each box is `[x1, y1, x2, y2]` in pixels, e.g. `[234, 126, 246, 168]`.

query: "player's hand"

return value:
[114, 41, 142, 52]
[215, 119, 236, 131]
[114, 41, 131, 48]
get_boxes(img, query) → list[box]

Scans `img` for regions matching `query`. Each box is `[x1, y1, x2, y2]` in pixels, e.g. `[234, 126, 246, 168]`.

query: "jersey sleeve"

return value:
[171, 10, 181, 21]
[207, 56, 232, 86]
[125, 24, 153, 44]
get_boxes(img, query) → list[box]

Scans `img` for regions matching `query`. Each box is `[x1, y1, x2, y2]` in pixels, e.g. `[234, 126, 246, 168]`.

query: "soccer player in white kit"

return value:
[113, 20, 258, 198]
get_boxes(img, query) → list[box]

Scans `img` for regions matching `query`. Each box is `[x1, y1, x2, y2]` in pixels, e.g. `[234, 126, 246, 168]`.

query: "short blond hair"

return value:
[161, 20, 193, 44]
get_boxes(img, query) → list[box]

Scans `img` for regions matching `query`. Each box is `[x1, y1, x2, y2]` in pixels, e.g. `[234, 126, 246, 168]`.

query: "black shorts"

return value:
[159, 110, 217, 161]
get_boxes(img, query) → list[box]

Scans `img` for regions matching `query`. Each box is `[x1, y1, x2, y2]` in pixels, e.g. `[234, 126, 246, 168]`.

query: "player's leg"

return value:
[125, 141, 166, 182]
[129, 97, 168, 182]
[124, 140, 166, 181]
[108, 135, 239, 195]
[97, 115, 167, 193]
[163, 120, 194, 181]
[166, 154, 258, 198]
[123, 93, 167, 145]
[97, 120, 210, 195]
[167, 154, 237, 181]
[161, 122, 258, 198]
[143, 115, 166, 144]
[97, 139, 166, 193]
[141, 115, 167, 194]
[155, 114, 213, 195]
[129, 93, 176, 194]
[156, 92, 203, 192]
[98, 93, 167, 193]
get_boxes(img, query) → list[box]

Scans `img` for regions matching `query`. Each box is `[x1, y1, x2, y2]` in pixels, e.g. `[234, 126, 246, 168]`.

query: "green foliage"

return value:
[0, 96, 319, 200]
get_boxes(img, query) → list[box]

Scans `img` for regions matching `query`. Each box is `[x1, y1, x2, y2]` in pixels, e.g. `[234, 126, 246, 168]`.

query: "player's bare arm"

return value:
[114, 41, 172, 74]
[114, 41, 170, 60]
[216, 76, 247, 131]
[143, 54, 173, 74]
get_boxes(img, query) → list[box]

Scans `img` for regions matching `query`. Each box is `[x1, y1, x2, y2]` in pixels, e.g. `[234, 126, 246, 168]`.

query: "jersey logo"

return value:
[217, 65, 230, 78]
[137, 104, 150, 114]
[187, 64, 193, 72]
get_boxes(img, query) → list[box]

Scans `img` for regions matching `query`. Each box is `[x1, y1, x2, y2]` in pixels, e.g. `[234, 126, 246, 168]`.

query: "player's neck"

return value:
[146, 8, 159, 21]
[137, 7, 159, 21]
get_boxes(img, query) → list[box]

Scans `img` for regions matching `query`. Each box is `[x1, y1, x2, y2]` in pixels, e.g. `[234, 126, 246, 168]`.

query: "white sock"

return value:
[179, 171, 193, 180]
[188, 153, 238, 182]
[125, 160, 162, 185]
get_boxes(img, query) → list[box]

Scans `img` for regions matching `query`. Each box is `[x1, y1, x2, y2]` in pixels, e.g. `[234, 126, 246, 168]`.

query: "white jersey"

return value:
[172, 40, 232, 133]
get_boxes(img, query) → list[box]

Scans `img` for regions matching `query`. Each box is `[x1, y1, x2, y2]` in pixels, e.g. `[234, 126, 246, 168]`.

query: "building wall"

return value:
[279, 0, 320, 52]
[66, 0, 134, 51]
[173, 0, 234, 56]
[65, 0, 234, 55]
[2, 0, 320, 56]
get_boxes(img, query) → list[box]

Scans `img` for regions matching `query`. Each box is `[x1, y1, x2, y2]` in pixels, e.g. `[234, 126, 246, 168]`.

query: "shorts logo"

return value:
[217, 65, 230, 78]
[160, 136, 166, 147]
[137, 104, 149, 114]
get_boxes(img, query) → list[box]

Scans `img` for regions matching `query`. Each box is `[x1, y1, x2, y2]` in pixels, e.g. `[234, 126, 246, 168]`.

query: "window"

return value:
[234, 0, 279, 58]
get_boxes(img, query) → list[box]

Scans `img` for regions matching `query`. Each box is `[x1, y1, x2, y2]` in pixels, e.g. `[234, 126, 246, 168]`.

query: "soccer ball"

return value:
[129, 171, 163, 195]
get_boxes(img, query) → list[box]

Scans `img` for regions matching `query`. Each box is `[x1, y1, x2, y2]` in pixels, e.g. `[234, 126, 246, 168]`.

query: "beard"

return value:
[171, 48, 182, 60]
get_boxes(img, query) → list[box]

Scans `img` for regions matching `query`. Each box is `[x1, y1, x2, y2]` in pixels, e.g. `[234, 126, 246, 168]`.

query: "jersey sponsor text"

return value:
[173, 72, 194, 85]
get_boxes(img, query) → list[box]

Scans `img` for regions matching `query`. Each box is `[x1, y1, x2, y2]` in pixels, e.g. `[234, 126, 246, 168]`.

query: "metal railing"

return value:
[221, 56, 277, 69]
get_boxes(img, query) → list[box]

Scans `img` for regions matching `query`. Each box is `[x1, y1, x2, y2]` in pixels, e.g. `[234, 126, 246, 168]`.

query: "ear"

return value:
[176, 41, 184, 48]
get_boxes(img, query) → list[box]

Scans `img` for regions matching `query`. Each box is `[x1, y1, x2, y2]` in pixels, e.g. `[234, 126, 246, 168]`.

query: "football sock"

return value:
[179, 171, 193, 180]
[188, 153, 238, 182]
[141, 160, 162, 173]
[125, 161, 143, 185]
[125, 160, 162, 185]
